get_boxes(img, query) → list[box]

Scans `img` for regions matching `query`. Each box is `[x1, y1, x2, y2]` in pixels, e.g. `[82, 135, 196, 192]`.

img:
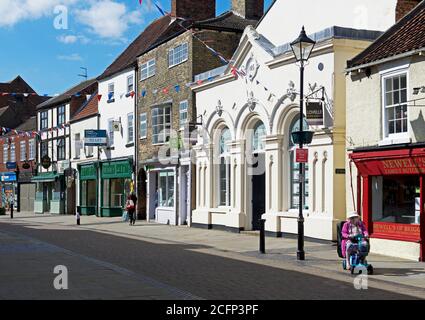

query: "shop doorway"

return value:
[137, 169, 147, 220]
[251, 153, 266, 230]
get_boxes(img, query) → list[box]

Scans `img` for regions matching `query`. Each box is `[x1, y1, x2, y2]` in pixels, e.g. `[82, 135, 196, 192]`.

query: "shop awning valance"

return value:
[31, 172, 60, 182]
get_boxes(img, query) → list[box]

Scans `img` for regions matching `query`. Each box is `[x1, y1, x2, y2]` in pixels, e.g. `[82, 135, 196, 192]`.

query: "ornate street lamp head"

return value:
[290, 26, 316, 63]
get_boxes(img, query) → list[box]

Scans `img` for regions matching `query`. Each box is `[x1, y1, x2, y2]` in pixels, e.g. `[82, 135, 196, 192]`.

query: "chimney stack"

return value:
[232, 0, 264, 20]
[171, 0, 216, 21]
[396, 0, 421, 22]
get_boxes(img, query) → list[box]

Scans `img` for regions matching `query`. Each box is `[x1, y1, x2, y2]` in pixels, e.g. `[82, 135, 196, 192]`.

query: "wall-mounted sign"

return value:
[296, 148, 309, 163]
[306, 101, 324, 126]
[335, 169, 346, 175]
[6, 162, 16, 170]
[0, 172, 17, 182]
[85, 130, 108, 147]
[41, 155, 51, 169]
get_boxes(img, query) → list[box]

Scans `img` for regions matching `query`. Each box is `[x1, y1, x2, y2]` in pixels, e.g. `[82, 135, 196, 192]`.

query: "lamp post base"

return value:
[297, 251, 305, 261]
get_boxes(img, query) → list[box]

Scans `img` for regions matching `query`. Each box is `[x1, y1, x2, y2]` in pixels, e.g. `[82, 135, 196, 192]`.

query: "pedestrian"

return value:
[125, 193, 137, 226]
[341, 212, 369, 270]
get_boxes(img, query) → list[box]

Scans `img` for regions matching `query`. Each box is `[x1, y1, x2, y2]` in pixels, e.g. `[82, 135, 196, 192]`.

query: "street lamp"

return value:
[290, 26, 316, 261]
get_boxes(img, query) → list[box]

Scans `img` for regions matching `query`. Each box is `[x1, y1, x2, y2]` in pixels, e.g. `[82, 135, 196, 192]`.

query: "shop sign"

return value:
[85, 130, 108, 147]
[0, 172, 17, 182]
[6, 162, 16, 170]
[41, 155, 51, 169]
[306, 101, 324, 126]
[295, 148, 309, 163]
[80, 165, 97, 180]
[373, 222, 420, 240]
[102, 161, 132, 179]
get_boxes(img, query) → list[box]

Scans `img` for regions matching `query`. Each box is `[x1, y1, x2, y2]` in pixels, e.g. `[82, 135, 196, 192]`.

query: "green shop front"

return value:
[32, 172, 65, 214]
[100, 159, 133, 217]
[78, 163, 98, 216]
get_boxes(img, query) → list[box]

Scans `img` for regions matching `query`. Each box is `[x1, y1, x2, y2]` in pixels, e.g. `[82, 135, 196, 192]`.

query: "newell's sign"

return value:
[306, 101, 324, 126]
[84, 130, 108, 147]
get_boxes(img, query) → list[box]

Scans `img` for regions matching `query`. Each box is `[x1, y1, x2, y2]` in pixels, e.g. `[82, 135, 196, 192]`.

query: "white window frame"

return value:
[28, 139, 35, 160]
[108, 119, 114, 146]
[3, 144, 8, 164]
[217, 128, 231, 207]
[152, 105, 171, 145]
[10, 143, 15, 162]
[158, 170, 175, 208]
[74, 133, 81, 159]
[381, 68, 409, 140]
[140, 113, 147, 139]
[169, 43, 188, 68]
[57, 105, 66, 126]
[127, 75, 134, 93]
[179, 100, 188, 129]
[40, 111, 48, 130]
[20, 140, 26, 161]
[108, 82, 115, 100]
[140, 59, 156, 80]
[127, 113, 134, 144]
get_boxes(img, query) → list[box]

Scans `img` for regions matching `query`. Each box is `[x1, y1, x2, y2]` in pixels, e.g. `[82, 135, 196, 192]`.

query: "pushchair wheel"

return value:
[367, 265, 374, 275]
[350, 266, 355, 274]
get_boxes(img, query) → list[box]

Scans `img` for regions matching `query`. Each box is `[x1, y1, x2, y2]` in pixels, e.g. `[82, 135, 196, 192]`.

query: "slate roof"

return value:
[37, 78, 97, 110]
[348, 1, 425, 68]
[13, 116, 36, 132]
[70, 92, 98, 123]
[98, 10, 259, 81]
[98, 15, 173, 80]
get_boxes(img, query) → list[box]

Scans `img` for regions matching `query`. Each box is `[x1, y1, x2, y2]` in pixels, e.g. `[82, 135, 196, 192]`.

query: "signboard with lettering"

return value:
[6, 162, 16, 170]
[101, 160, 132, 179]
[373, 222, 420, 241]
[0, 172, 16, 182]
[84, 130, 108, 147]
[296, 148, 309, 163]
[306, 101, 324, 126]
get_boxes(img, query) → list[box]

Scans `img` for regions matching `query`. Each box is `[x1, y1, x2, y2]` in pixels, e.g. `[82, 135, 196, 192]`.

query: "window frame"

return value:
[140, 59, 156, 81]
[3, 143, 8, 164]
[217, 127, 231, 207]
[140, 113, 147, 139]
[74, 133, 81, 159]
[127, 112, 134, 144]
[40, 141, 48, 158]
[40, 111, 48, 130]
[168, 42, 189, 68]
[108, 119, 115, 147]
[28, 139, 36, 160]
[108, 82, 115, 101]
[127, 75, 134, 93]
[381, 69, 409, 139]
[57, 137, 66, 161]
[57, 105, 66, 126]
[20, 140, 26, 161]
[158, 170, 175, 208]
[10, 142, 15, 163]
[151, 105, 172, 145]
[179, 100, 188, 129]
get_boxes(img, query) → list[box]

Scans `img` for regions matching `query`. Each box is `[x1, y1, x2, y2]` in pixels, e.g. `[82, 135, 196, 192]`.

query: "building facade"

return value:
[70, 93, 100, 216]
[346, 0, 425, 261]
[137, 0, 262, 226]
[33, 79, 97, 215]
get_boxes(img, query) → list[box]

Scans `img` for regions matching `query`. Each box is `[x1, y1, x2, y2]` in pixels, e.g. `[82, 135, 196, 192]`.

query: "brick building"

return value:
[136, 0, 264, 225]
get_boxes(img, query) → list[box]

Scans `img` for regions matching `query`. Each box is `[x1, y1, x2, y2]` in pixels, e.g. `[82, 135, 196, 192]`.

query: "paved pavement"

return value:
[0, 212, 424, 300]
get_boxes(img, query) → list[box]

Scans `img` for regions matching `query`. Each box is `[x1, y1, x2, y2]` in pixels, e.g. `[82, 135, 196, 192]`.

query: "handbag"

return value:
[126, 199, 135, 211]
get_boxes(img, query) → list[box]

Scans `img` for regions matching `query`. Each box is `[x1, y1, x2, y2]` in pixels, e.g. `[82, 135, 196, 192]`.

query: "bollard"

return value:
[259, 218, 266, 254]
[10, 203, 13, 219]
[76, 207, 81, 225]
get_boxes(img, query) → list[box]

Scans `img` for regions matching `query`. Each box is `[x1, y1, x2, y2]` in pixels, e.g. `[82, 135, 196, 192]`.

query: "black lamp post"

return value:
[290, 26, 316, 261]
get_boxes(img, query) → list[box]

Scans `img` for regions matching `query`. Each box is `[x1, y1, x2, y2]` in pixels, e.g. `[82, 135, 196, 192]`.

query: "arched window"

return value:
[252, 121, 266, 152]
[218, 127, 231, 206]
[289, 116, 309, 210]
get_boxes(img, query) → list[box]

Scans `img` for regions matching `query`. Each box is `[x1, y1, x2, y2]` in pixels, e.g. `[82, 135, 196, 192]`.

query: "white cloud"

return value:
[57, 53, 83, 61]
[75, 0, 142, 39]
[57, 34, 90, 44]
[0, 0, 77, 27]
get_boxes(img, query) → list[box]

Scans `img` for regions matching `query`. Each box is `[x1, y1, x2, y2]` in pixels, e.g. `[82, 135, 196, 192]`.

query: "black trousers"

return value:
[128, 210, 135, 224]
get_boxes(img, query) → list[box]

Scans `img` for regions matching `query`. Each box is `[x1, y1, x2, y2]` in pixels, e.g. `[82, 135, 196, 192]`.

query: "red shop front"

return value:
[350, 146, 425, 261]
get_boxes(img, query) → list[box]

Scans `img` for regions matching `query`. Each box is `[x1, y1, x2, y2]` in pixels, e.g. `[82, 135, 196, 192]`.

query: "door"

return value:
[251, 153, 266, 230]
[19, 183, 35, 212]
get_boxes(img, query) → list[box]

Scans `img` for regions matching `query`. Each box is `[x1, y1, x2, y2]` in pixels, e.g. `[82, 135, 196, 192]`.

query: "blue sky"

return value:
[0, 0, 273, 95]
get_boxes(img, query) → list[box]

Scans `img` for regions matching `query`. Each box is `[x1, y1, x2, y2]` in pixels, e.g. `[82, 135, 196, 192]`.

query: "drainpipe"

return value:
[134, 65, 139, 219]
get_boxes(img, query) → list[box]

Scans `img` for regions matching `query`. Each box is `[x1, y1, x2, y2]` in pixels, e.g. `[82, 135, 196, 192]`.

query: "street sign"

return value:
[296, 148, 309, 163]
[84, 130, 108, 147]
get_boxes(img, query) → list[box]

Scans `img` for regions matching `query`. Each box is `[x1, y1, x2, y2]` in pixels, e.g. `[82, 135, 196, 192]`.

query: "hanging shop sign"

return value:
[84, 130, 108, 147]
[57, 160, 70, 174]
[306, 101, 324, 126]
[41, 155, 52, 169]
[296, 148, 309, 163]
[22, 162, 31, 170]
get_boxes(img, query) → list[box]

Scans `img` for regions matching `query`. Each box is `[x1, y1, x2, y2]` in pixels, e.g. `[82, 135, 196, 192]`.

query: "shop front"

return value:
[100, 159, 133, 217]
[78, 163, 98, 216]
[350, 145, 425, 261]
[32, 172, 65, 214]
[0, 172, 17, 210]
